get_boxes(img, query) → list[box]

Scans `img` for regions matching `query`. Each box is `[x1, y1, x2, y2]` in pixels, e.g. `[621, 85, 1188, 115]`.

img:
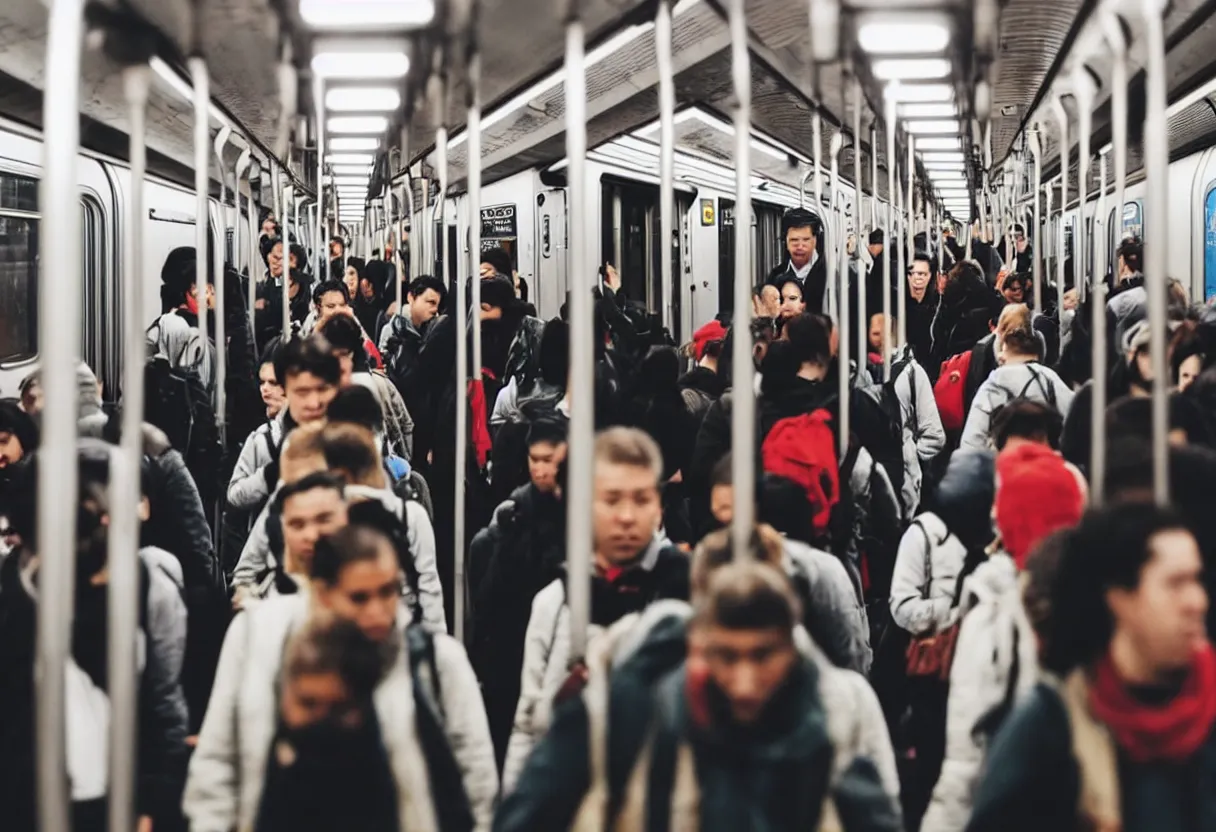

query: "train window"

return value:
[0, 175, 37, 213]
[0, 215, 38, 361]
[1204, 184, 1216, 303]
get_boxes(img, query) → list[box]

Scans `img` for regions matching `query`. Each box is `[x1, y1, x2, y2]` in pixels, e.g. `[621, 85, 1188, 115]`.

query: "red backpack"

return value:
[934, 351, 973, 431]
[760, 409, 840, 536]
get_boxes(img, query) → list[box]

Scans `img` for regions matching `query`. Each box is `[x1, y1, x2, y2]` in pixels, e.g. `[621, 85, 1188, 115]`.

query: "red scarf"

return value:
[1088, 644, 1216, 763]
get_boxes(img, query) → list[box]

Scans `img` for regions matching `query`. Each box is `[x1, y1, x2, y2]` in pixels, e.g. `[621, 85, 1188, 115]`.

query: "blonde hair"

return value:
[594, 426, 664, 483]
[996, 303, 1031, 336]
[690, 524, 785, 601]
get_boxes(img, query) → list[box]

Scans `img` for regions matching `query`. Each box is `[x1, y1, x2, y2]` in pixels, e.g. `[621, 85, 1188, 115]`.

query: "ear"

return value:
[1106, 585, 1134, 622]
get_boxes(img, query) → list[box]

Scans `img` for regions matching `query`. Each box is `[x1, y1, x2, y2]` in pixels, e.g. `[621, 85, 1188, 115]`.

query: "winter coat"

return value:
[500, 537, 690, 793]
[380, 313, 426, 379]
[965, 674, 1216, 832]
[1107, 275, 1146, 353]
[677, 365, 726, 427]
[353, 370, 415, 461]
[921, 554, 1039, 832]
[786, 539, 872, 674]
[231, 487, 446, 633]
[183, 595, 498, 832]
[886, 347, 946, 516]
[931, 274, 1003, 369]
[489, 377, 564, 429]
[493, 600, 902, 832]
[959, 362, 1075, 451]
[905, 288, 940, 377]
[225, 414, 285, 511]
[888, 512, 968, 636]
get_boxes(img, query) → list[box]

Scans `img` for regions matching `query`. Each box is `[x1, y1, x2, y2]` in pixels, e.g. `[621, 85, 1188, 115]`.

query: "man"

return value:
[1107, 236, 1146, 354]
[148, 261, 217, 391]
[766, 208, 827, 314]
[379, 275, 447, 379]
[185, 521, 498, 832]
[967, 504, 1212, 832]
[482, 245, 529, 303]
[262, 471, 349, 595]
[863, 229, 899, 327]
[256, 240, 313, 344]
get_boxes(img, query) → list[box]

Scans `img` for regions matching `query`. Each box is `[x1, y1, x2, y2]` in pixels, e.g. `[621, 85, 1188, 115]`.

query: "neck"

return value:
[909, 285, 926, 302]
[1109, 630, 1170, 686]
[699, 357, 718, 372]
[797, 362, 826, 381]
[1005, 353, 1034, 366]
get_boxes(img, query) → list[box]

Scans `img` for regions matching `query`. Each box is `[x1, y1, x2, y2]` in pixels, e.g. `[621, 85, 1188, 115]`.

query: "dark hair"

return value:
[0, 400, 38, 454]
[320, 422, 382, 486]
[479, 275, 516, 311]
[868, 228, 885, 246]
[481, 247, 514, 276]
[329, 235, 345, 248]
[277, 470, 345, 511]
[784, 312, 832, 366]
[274, 335, 341, 389]
[260, 235, 279, 265]
[288, 244, 309, 276]
[346, 256, 367, 279]
[1117, 237, 1143, 274]
[1022, 527, 1072, 656]
[990, 399, 1064, 450]
[312, 279, 351, 307]
[327, 385, 385, 435]
[408, 275, 446, 302]
[1001, 324, 1041, 359]
[691, 526, 785, 598]
[527, 418, 567, 448]
[363, 260, 392, 296]
[694, 560, 800, 633]
[311, 523, 397, 585]
[318, 314, 368, 370]
[758, 473, 821, 546]
[1106, 393, 1212, 449]
[282, 617, 383, 701]
[1044, 504, 1189, 673]
[781, 208, 821, 238]
[910, 249, 938, 277]
[1170, 320, 1205, 383]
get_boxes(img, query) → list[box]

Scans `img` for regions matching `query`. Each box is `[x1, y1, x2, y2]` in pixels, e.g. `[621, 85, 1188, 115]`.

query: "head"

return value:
[527, 420, 568, 494]
[318, 314, 367, 388]
[312, 280, 351, 326]
[868, 313, 888, 354]
[262, 212, 278, 238]
[18, 372, 42, 416]
[1123, 321, 1155, 394]
[692, 320, 727, 369]
[1117, 237, 1143, 280]
[752, 284, 780, 319]
[275, 336, 341, 424]
[258, 356, 285, 419]
[362, 260, 391, 301]
[407, 276, 445, 329]
[311, 524, 403, 643]
[265, 239, 284, 278]
[479, 275, 516, 321]
[994, 443, 1086, 568]
[480, 247, 514, 279]
[690, 560, 800, 725]
[288, 244, 309, 277]
[784, 312, 832, 375]
[343, 256, 366, 300]
[1047, 505, 1206, 681]
[0, 402, 37, 469]
[782, 209, 819, 269]
[326, 384, 385, 441]
[1013, 224, 1029, 254]
[990, 399, 1064, 451]
[1002, 273, 1027, 305]
[319, 421, 384, 489]
[592, 427, 664, 566]
[279, 422, 327, 485]
[278, 617, 381, 732]
[908, 251, 934, 297]
[867, 228, 885, 260]
[329, 236, 345, 260]
[276, 472, 348, 576]
[775, 278, 806, 321]
[1170, 321, 1204, 392]
[998, 322, 1041, 365]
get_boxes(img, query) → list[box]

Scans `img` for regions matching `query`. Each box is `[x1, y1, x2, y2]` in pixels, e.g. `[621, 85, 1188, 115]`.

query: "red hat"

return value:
[692, 320, 728, 361]
[994, 443, 1085, 568]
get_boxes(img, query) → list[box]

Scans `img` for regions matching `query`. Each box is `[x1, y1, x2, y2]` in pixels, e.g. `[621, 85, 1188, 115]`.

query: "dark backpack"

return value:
[143, 356, 221, 519]
[874, 353, 917, 445]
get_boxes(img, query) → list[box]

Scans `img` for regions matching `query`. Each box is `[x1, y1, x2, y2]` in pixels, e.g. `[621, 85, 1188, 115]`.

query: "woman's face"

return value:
[778, 283, 805, 320]
[343, 267, 359, 299]
[1178, 354, 1202, 392]
[259, 362, 285, 417]
[1003, 279, 1025, 305]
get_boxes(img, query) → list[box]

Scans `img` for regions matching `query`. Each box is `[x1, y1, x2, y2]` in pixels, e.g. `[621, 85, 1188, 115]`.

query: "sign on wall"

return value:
[701, 199, 715, 226]
[480, 203, 518, 257]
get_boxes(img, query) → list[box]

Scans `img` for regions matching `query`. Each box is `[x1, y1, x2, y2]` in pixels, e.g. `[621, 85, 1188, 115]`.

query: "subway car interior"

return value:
[4, 0, 1216, 830]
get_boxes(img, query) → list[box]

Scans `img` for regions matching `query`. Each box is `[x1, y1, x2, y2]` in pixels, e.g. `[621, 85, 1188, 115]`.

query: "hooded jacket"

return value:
[931, 270, 1003, 368]
[884, 345, 946, 516]
[183, 595, 498, 832]
[1107, 274, 1146, 354]
[785, 539, 872, 674]
[353, 370, 416, 461]
[225, 411, 287, 510]
[888, 512, 969, 637]
[959, 362, 1075, 451]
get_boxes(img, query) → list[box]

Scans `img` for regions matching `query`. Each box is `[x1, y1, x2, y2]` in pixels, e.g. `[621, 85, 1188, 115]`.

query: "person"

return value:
[1106, 236, 1146, 353]
[967, 504, 1214, 832]
[0, 442, 189, 832]
[924, 442, 1087, 832]
[147, 257, 217, 391]
[251, 471, 348, 600]
[999, 271, 1028, 305]
[379, 275, 446, 380]
[959, 318, 1074, 450]
[0, 401, 37, 476]
[773, 274, 807, 324]
[253, 617, 395, 832]
[185, 521, 498, 832]
[482, 246, 529, 303]
[355, 259, 391, 340]
[679, 319, 728, 425]
[766, 208, 827, 314]
[861, 229, 899, 329]
[328, 234, 345, 268]
[1170, 320, 1204, 392]
[341, 256, 365, 306]
[905, 251, 940, 372]
[257, 349, 285, 420]
[256, 240, 313, 345]
[989, 398, 1065, 451]
[931, 260, 1004, 371]
[500, 427, 691, 792]
[318, 313, 411, 459]
[752, 282, 780, 319]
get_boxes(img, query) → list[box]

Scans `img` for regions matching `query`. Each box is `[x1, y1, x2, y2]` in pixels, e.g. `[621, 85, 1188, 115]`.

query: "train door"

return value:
[649, 194, 686, 342]
[535, 188, 566, 318]
[716, 197, 787, 316]
[1205, 184, 1216, 304]
[601, 178, 654, 306]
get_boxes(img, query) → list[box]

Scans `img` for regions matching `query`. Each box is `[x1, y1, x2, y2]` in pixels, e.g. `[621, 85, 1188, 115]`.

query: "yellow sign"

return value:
[701, 199, 715, 226]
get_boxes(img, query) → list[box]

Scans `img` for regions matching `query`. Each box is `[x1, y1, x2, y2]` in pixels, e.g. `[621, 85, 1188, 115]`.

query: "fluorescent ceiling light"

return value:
[327, 116, 389, 134]
[334, 176, 370, 186]
[905, 120, 959, 135]
[326, 153, 376, 165]
[930, 174, 966, 183]
[922, 151, 964, 163]
[331, 165, 371, 176]
[923, 162, 965, 171]
[330, 137, 380, 151]
[874, 59, 950, 81]
[937, 190, 970, 199]
[325, 86, 401, 112]
[885, 82, 953, 102]
[859, 21, 949, 54]
[900, 103, 956, 119]
[311, 38, 410, 79]
[300, 0, 435, 28]
[916, 137, 961, 150]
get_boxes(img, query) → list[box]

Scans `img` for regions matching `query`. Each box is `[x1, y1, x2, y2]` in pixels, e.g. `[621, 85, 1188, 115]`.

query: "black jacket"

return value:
[931, 273, 1003, 369]
[768, 254, 829, 315]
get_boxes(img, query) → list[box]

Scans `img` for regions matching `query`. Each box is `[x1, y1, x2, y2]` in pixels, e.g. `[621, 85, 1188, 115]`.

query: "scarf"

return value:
[1088, 644, 1216, 763]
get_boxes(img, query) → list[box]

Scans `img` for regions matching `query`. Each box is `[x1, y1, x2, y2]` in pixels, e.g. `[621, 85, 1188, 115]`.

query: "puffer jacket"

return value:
[500, 536, 690, 793]
[494, 600, 902, 831]
[959, 361, 1075, 451]
[786, 539, 872, 674]
[183, 595, 498, 832]
[921, 554, 1039, 832]
[225, 414, 286, 510]
[231, 486, 446, 633]
[888, 512, 968, 636]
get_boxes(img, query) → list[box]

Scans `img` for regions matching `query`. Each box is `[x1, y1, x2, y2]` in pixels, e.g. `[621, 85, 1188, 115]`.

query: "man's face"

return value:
[778, 283, 805, 320]
[359, 278, 376, 300]
[280, 671, 358, 730]
[268, 242, 284, 278]
[281, 487, 348, 575]
[409, 289, 442, 328]
[317, 290, 349, 325]
[1003, 279, 1025, 305]
[869, 315, 885, 353]
[1108, 529, 1208, 676]
[1015, 234, 1028, 254]
[694, 624, 797, 725]
[710, 484, 733, 527]
[343, 268, 360, 300]
[285, 370, 337, 424]
[908, 260, 931, 295]
[314, 545, 401, 644]
[786, 226, 815, 268]
[528, 440, 568, 494]
[867, 243, 883, 260]
[330, 239, 344, 259]
[0, 431, 24, 468]
[262, 217, 277, 237]
[593, 461, 661, 564]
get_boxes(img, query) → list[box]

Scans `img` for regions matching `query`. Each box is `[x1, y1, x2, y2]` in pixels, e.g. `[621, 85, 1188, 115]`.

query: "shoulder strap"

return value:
[407, 623, 445, 723]
[913, 520, 932, 600]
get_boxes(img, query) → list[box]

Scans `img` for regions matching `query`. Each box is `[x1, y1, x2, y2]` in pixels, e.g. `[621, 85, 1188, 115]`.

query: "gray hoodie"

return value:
[959, 361, 1074, 451]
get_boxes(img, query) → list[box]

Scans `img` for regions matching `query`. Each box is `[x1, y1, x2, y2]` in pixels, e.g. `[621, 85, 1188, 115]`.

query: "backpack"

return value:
[998, 364, 1058, 412]
[934, 351, 973, 431]
[761, 410, 840, 537]
[143, 356, 221, 518]
[406, 624, 476, 832]
[876, 353, 917, 446]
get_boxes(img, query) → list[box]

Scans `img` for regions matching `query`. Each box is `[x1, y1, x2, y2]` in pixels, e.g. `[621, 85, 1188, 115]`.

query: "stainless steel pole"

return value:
[190, 56, 210, 350]
[1143, 0, 1169, 504]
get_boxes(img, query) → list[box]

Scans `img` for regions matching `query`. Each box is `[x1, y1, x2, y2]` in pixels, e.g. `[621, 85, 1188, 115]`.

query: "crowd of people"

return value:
[1, 204, 1215, 832]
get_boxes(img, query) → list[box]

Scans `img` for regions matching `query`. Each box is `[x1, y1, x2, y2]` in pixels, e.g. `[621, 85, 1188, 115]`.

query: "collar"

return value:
[789, 250, 818, 280]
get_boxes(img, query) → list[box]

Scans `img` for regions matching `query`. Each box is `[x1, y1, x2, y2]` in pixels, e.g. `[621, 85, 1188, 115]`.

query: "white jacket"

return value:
[959, 361, 1074, 450]
[888, 512, 968, 636]
[888, 349, 946, 516]
[921, 554, 1039, 832]
[225, 416, 285, 510]
[183, 595, 497, 832]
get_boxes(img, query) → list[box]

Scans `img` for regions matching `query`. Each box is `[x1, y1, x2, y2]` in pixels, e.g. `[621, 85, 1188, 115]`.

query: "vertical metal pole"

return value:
[108, 61, 150, 832]
[657, 0, 675, 354]
[902, 136, 912, 351]
[1107, 16, 1129, 267]
[870, 124, 878, 232]
[1092, 148, 1109, 507]
[729, 0, 754, 555]
[213, 128, 230, 452]
[38, 2, 85, 830]
[1143, 0, 1169, 504]
[1053, 95, 1069, 317]
[315, 75, 326, 282]
[883, 85, 895, 378]
[235, 150, 251, 324]
[829, 131, 849, 457]
[812, 111, 823, 213]
[282, 178, 293, 340]
[190, 57, 210, 350]
[1076, 70, 1094, 304]
[564, 2, 593, 662]
[469, 53, 483, 423]
[421, 177, 431, 274]
[1030, 129, 1043, 312]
